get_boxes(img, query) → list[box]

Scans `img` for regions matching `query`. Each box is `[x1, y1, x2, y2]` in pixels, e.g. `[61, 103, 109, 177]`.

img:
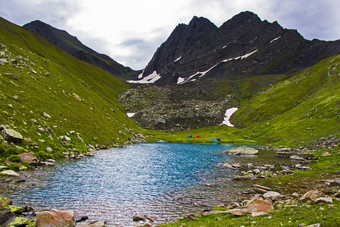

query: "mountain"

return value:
[0, 16, 143, 160]
[23, 20, 138, 79]
[131, 11, 340, 85]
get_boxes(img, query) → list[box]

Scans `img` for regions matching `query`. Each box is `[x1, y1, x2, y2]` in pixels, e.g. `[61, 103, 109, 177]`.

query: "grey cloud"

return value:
[0, 0, 79, 28]
[266, 0, 340, 40]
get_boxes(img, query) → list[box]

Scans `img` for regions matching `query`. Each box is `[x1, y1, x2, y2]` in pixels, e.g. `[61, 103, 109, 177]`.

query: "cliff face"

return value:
[134, 11, 340, 85]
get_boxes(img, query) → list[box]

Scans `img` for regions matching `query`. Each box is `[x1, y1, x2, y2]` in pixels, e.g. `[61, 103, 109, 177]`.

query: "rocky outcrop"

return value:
[136, 11, 340, 85]
[133, 100, 227, 131]
[121, 84, 232, 131]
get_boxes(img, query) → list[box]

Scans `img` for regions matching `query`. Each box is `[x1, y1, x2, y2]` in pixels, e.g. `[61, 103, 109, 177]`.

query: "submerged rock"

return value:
[225, 146, 258, 155]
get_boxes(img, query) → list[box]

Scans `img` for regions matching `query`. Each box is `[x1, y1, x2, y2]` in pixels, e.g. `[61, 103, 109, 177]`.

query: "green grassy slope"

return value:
[147, 55, 339, 147]
[0, 17, 141, 159]
[232, 55, 340, 146]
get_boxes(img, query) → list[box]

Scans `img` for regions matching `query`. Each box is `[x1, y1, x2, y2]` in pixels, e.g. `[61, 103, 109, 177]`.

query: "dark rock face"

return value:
[138, 11, 340, 85]
[23, 20, 137, 77]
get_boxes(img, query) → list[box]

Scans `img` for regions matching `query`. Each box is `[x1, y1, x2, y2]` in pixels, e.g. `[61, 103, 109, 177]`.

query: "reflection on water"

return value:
[5, 143, 288, 226]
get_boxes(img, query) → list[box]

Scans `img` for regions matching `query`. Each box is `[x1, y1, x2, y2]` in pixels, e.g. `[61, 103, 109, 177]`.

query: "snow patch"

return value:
[174, 56, 182, 62]
[127, 113, 136, 118]
[177, 77, 185, 84]
[221, 107, 238, 127]
[222, 49, 258, 62]
[270, 36, 281, 43]
[177, 50, 258, 84]
[127, 71, 161, 84]
[137, 70, 144, 79]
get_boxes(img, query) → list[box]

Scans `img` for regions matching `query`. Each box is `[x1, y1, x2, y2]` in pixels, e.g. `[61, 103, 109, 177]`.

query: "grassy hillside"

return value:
[146, 55, 340, 147]
[232, 54, 340, 146]
[0, 17, 141, 161]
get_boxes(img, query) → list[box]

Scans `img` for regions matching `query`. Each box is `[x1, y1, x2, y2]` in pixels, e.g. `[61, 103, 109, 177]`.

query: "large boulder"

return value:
[1, 128, 23, 143]
[300, 190, 324, 202]
[245, 199, 273, 216]
[19, 152, 38, 164]
[36, 209, 75, 227]
[225, 146, 258, 155]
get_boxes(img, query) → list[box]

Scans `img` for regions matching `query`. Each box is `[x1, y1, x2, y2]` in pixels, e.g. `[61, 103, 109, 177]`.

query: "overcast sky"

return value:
[1, 0, 339, 70]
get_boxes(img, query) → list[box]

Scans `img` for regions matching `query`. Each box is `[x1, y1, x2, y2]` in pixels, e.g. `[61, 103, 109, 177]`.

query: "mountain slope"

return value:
[23, 20, 138, 79]
[0, 17, 141, 159]
[232, 54, 340, 146]
[132, 11, 340, 85]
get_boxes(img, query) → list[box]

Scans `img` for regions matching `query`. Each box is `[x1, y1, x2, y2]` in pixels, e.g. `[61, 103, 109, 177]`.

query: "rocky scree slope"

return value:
[136, 11, 340, 85]
[24, 20, 138, 80]
[120, 82, 236, 131]
[0, 17, 142, 161]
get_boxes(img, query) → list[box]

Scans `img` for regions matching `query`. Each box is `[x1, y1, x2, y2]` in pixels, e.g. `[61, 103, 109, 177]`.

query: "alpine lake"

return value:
[2, 143, 294, 226]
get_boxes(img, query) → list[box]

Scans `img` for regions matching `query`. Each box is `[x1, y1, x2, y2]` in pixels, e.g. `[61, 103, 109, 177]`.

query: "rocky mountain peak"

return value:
[130, 11, 340, 85]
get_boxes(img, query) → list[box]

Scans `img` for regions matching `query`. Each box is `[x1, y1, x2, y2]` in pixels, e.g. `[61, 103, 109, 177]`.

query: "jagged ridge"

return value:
[135, 11, 340, 85]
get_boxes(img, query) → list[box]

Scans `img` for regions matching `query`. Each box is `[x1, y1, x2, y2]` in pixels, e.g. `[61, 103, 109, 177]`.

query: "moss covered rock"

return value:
[7, 217, 36, 227]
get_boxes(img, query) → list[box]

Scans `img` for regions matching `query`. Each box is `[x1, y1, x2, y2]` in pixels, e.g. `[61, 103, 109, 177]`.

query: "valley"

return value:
[0, 10, 339, 227]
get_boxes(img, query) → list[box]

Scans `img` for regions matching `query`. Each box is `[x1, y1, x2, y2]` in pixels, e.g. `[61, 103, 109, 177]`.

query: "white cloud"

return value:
[0, 0, 339, 70]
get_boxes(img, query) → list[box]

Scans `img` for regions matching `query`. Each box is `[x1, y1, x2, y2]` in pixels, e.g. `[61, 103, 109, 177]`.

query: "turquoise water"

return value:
[10, 143, 248, 226]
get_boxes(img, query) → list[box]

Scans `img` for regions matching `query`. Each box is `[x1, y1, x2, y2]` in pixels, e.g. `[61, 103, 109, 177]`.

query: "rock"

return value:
[0, 170, 20, 177]
[223, 163, 237, 169]
[1, 128, 23, 143]
[36, 209, 75, 227]
[263, 191, 282, 201]
[322, 152, 332, 157]
[324, 180, 340, 186]
[7, 217, 35, 227]
[290, 155, 305, 161]
[253, 184, 272, 193]
[0, 195, 12, 207]
[227, 209, 244, 216]
[38, 127, 45, 133]
[132, 213, 146, 222]
[292, 192, 299, 197]
[300, 190, 323, 202]
[186, 214, 199, 220]
[76, 216, 89, 222]
[64, 136, 71, 142]
[43, 112, 51, 119]
[225, 146, 258, 155]
[245, 199, 273, 215]
[306, 224, 320, 227]
[0, 209, 14, 226]
[79, 221, 106, 227]
[46, 147, 53, 153]
[19, 152, 38, 164]
[8, 205, 31, 215]
[315, 197, 333, 203]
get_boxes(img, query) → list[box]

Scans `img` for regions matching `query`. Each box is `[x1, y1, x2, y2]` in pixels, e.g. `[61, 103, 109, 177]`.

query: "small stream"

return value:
[3, 143, 291, 226]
